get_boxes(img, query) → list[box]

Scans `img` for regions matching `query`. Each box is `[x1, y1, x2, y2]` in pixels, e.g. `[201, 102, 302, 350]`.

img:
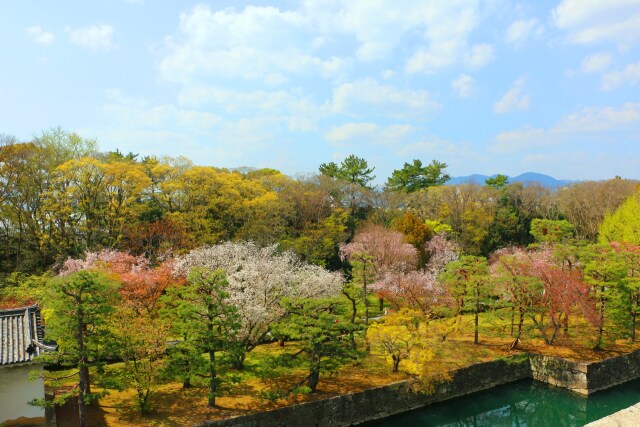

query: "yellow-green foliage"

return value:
[367, 309, 434, 375]
[599, 191, 640, 245]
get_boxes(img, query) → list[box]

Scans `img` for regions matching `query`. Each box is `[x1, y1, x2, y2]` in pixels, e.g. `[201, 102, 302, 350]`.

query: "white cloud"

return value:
[381, 69, 395, 79]
[452, 74, 475, 98]
[161, 2, 496, 81]
[580, 52, 612, 73]
[178, 85, 322, 132]
[160, 5, 346, 83]
[601, 62, 640, 90]
[493, 78, 529, 114]
[325, 123, 415, 146]
[25, 26, 54, 45]
[554, 103, 640, 133]
[325, 122, 381, 143]
[493, 103, 640, 152]
[395, 138, 482, 167]
[505, 19, 544, 46]
[66, 25, 114, 50]
[331, 78, 440, 119]
[552, 0, 640, 48]
[405, 43, 460, 73]
[305, 0, 491, 67]
[464, 44, 494, 68]
[493, 128, 546, 152]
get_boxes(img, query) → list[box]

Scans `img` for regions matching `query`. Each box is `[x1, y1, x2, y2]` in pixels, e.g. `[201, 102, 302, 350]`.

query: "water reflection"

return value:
[365, 379, 640, 426]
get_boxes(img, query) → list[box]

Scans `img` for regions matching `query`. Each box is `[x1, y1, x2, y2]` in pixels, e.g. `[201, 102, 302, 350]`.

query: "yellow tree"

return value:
[46, 157, 108, 255]
[367, 308, 427, 372]
[599, 191, 640, 245]
[102, 161, 151, 246]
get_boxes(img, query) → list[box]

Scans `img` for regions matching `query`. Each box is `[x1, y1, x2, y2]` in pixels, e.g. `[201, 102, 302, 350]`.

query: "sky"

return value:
[1, 0, 639, 183]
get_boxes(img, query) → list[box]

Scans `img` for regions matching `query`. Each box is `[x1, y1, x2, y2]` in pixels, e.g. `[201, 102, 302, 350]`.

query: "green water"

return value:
[365, 378, 640, 426]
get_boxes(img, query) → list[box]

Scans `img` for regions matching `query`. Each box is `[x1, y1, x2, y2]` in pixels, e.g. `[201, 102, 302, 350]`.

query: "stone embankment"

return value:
[530, 350, 640, 395]
[199, 350, 640, 427]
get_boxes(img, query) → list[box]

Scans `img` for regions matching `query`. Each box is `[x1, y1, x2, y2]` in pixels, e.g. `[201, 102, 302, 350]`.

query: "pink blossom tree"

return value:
[370, 233, 458, 317]
[339, 223, 417, 325]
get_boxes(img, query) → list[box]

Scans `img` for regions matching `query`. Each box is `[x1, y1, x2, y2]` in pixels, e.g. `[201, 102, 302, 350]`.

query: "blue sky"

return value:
[1, 1, 639, 183]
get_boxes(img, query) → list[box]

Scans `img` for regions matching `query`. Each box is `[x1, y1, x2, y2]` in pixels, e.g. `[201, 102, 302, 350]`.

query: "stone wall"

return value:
[530, 350, 640, 395]
[587, 349, 640, 393]
[530, 354, 589, 395]
[198, 357, 531, 427]
[198, 350, 640, 426]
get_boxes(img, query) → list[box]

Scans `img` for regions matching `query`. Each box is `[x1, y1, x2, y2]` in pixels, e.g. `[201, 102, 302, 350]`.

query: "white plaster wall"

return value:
[0, 364, 45, 424]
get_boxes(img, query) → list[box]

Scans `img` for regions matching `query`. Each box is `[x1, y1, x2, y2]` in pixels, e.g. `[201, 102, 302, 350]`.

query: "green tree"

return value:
[485, 174, 509, 189]
[530, 219, 575, 244]
[272, 297, 362, 392]
[319, 154, 376, 189]
[599, 191, 640, 245]
[42, 271, 120, 427]
[162, 268, 240, 407]
[439, 256, 492, 344]
[614, 243, 640, 341]
[385, 159, 450, 193]
[583, 244, 628, 349]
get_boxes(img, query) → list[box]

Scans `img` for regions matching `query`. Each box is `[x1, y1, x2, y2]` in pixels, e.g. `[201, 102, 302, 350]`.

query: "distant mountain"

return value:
[447, 172, 575, 189]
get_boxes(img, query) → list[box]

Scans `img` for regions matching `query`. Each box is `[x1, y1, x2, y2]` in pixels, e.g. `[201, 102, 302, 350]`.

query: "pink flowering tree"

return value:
[490, 246, 597, 346]
[60, 249, 177, 315]
[370, 233, 458, 317]
[490, 246, 544, 349]
[339, 223, 418, 325]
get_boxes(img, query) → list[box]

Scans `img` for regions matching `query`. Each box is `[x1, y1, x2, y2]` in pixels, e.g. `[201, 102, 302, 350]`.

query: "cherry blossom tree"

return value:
[490, 246, 597, 346]
[60, 249, 177, 315]
[491, 247, 544, 349]
[339, 223, 417, 325]
[527, 247, 597, 345]
[173, 241, 344, 369]
[369, 233, 458, 317]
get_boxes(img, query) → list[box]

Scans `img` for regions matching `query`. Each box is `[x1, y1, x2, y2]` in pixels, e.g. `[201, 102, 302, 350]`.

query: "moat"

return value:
[365, 378, 640, 426]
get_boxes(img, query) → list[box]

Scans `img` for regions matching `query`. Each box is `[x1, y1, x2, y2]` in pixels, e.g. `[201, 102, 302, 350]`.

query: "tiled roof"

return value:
[0, 305, 45, 366]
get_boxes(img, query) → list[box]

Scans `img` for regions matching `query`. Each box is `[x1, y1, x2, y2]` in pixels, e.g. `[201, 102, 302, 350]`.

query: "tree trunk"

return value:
[510, 305, 515, 336]
[208, 349, 216, 408]
[78, 364, 89, 427]
[342, 290, 358, 349]
[596, 286, 605, 349]
[76, 308, 87, 427]
[307, 350, 320, 392]
[631, 294, 637, 342]
[363, 277, 369, 326]
[231, 352, 246, 370]
[474, 287, 480, 345]
[474, 311, 479, 345]
[511, 308, 525, 350]
[392, 354, 400, 373]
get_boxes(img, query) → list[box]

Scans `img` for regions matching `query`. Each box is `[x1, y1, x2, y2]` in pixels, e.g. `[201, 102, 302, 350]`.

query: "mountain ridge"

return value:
[447, 172, 575, 189]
